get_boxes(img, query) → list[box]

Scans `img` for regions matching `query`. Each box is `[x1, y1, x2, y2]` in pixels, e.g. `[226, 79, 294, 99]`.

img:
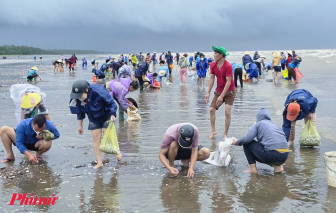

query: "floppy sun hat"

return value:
[20, 93, 41, 109]
[244, 51, 250, 55]
[212, 46, 229, 56]
[159, 70, 166, 76]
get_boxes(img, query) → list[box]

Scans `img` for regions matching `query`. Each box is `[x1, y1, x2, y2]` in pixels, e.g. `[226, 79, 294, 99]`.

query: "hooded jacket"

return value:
[282, 89, 318, 141]
[109, 78, 130, 111]
[68, 55, 76, 64]
[117, 65, 132, 80]
[246, 62, 258, 78]
[196, 58, 209, 71]
[178, 56, 189, 68]
[69, 82, 117, 124]
[237, 108, 288, 150]
[242, 54, 253, 65]
[135, 62, 149, 77]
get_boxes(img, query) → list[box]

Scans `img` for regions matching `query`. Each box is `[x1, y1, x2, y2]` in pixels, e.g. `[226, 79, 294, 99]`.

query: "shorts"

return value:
[210, 89, 236, 110]
[274, 66, 281, 72]
[88, 119, 110, 130]
[11, 129, 39, 152]
[165, 145, 204, 160]
[27, 74, 38, 80]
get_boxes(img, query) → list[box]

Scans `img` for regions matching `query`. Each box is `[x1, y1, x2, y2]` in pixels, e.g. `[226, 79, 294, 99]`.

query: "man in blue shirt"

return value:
[69, 80, 119, 168]
[0, 115, 60, 163]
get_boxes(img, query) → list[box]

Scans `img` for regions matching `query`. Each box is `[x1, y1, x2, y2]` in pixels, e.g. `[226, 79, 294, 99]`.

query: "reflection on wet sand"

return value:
[238, 174, 288, 212]
[160, 174, 202, 213]
[79, 165, 121, 212]
[1, 161, 61, 211]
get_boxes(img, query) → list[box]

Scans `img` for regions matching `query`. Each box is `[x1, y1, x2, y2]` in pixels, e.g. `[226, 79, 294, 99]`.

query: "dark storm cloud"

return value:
[1, 0, 335, 53]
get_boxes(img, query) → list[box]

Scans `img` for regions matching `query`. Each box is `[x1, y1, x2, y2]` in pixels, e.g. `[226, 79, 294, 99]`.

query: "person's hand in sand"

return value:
[169, 167, 179, 176]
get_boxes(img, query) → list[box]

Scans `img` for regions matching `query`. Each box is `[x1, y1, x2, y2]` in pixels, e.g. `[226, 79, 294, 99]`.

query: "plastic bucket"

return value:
[325, 151, 336, 187]
[92, 76, 96, 83]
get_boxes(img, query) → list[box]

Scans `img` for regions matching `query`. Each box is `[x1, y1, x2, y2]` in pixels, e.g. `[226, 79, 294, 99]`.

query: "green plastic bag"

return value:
[299, 120, 321, 146]
[99, 122, 120, 154]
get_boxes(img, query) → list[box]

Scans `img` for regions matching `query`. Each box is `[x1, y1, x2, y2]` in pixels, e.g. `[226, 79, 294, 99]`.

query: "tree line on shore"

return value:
[0, 45, 102, 55]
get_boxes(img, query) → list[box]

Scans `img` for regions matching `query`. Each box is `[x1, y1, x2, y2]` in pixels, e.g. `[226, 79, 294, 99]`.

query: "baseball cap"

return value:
[286, 102, 300, 121]
[178, 124, 195, 148]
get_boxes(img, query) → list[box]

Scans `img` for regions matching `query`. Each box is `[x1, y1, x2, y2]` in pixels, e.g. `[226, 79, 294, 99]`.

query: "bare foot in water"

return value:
[244, 169, 258, 174]
[116, 153, 122, 161]
[209, 131, 217, 138]
[94, 163, 103, 169]
[273, 166, 284, 173]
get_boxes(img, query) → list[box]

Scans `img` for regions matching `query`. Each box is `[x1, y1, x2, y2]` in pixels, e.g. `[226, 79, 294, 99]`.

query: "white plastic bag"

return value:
[148, 63, 153, 73]
[203, 137, 234, 166]
[10, 84, 46, 123]
[187, 70, 193, 77]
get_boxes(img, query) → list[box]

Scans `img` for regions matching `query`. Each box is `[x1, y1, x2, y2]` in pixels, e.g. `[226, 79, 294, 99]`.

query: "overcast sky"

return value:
[1, 0, 335, 53]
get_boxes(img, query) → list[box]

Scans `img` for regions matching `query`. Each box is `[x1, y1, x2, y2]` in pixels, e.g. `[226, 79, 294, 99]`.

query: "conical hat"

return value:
[31, 66, 38, 71]
[20, 93, 41, 109]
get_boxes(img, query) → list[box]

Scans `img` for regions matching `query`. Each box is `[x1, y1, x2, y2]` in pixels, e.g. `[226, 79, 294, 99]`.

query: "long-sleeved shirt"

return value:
[69, 83, 117, 124]
[109, 78, 130, 111]
[135, 62, 149, 77]
[15, 118, 60, 154]
[237, 109, 288, 150]
[117, 65, 132, 80]
[282, 89, 318, 141]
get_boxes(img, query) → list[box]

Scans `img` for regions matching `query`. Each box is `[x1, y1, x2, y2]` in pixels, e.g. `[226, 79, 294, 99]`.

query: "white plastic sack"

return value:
[187, 70, 193, 77]
[10, 84, 46, 123]
[148, 63, 153, 73]
[203, 137, 235, 166]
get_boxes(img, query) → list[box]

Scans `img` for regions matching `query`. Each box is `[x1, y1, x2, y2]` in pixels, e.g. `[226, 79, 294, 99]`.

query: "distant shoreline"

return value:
[0, 45, 105, 56]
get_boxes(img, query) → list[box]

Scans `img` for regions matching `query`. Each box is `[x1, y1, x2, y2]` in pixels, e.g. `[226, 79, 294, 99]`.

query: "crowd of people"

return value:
[2, 46, 319, 177]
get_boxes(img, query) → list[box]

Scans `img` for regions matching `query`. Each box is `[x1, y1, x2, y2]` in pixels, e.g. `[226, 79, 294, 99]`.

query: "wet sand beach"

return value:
[0, 50, 336, 212]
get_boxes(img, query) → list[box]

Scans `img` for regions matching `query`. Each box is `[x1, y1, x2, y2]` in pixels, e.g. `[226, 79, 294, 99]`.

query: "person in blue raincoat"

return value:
[245, 62, 259, 81]
[69, 80, 120, 168]
[196, 53, 209, 89]
[92, 68, 105, 80]
[242, 51, 253, 65]
[135, 57, 150, 90]
[282, 89, 318, 145]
